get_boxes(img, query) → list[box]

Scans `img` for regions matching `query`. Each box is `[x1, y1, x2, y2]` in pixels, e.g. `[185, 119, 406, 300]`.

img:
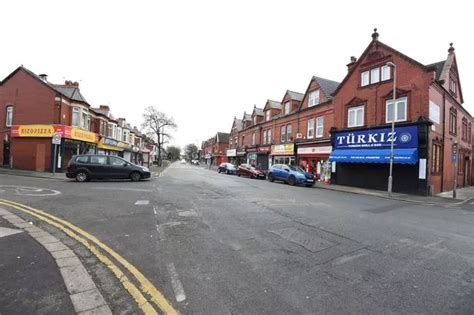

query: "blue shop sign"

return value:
[334, 125, 418, 150]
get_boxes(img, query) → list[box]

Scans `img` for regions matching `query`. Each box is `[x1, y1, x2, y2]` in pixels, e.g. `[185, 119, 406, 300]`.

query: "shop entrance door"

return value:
[3, 140, 10, 166]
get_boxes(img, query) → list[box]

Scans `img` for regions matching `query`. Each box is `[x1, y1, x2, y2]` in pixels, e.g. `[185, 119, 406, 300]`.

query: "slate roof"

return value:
[216, 132, 230, 143]
[313, 76, 340, 99]
[286, 90, 304, 101]
[243, 113, 252, 121]
[51, 85, 88, 103]
[426, 61, 446, 81]
[233, 118, 243, 131]
[266, 100, 282, 109]
[253, 107, 264, 116]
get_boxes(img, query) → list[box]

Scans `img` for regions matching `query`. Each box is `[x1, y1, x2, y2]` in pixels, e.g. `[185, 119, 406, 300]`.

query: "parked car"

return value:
[66, 154, 151, 182]
[237, 164, 266, 179]
[217, 162, 237, 175]
[267, 164, 315, 187]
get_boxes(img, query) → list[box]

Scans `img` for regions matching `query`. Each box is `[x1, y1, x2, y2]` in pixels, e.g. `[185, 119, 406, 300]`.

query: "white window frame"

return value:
[286, 124, 292, 141]
[315, 117, 324, 138]
[266, 110, 271, 121]
[385, 97, 408, 123]
[252, 132, 256, 145]
[284, 102, 290, 115]
[381, 65, 391, 81]
[267, 129, 272, 144]
[280, 126, 286, 142]
[361, 71, 370, 86]
[72, 107, 80, 127]
[307, 118, 314, 139]
[348, 105, 365, 128]
[6, 106, 13, 127]
[370, 67, 380, 84]
[263, 130, 267, 144]
[253, 116, 257, 125]
[309, 90, 320, 107]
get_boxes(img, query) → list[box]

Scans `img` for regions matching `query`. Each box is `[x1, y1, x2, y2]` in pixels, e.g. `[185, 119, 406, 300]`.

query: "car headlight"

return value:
[141, 167, 149, 172]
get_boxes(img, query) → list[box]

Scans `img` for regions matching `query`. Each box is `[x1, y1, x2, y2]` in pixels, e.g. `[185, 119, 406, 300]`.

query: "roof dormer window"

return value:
[284, 102, 290, 115]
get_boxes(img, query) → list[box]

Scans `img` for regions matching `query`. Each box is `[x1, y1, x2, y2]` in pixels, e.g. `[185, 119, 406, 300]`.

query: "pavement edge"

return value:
[0, 207, 112, 315]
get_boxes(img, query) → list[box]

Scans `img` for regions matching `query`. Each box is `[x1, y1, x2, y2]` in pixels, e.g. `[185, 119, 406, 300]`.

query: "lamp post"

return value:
[386, 61, 396, 197]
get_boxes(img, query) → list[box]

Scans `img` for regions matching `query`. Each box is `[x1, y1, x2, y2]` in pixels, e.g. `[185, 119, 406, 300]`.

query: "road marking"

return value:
[135, 200, 150, 205]
[0, 227, 23, 238]
[95, 187, 153, 192]
[0, 199, 178, 315]
[167, 263, 186, 302]
[0, 185, 61, 196]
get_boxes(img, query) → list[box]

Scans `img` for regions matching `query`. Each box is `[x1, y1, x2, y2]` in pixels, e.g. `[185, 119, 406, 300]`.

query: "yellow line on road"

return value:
[0, 199, 178, 315]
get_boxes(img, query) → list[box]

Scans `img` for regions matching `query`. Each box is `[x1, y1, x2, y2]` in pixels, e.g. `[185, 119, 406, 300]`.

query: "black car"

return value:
[66, 154, 151, 182]
[217, 162, 237, 175]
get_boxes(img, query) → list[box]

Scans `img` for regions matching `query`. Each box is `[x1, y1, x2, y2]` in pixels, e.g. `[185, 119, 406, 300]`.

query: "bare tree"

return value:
[141, 106, 177, 166]
[166, 145, 181, 161]
[184, 143, 198, 161]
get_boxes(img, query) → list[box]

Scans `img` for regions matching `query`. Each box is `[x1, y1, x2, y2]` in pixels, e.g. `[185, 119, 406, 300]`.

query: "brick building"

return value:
[0, 66, 152, 171]
[328, 30, 471, 194]
[201, 132, 230, 166]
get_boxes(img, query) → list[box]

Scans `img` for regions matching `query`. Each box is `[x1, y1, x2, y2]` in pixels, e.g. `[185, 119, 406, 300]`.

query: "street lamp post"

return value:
[386, 62, 396, 197]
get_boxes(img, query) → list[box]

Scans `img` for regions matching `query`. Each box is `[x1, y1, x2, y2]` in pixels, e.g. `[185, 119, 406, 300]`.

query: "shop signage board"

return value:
[226, 149, 236, 157]
[12, 125, 99, 143]
[257, 146, 271, 153]
[334, 126, 418, 150]
[271, 144, 294, 155]
[297, 146, 332, 155]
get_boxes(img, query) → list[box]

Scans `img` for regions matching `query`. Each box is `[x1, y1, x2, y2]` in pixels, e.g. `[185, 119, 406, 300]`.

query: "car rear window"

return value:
[75, 156, 89, 164]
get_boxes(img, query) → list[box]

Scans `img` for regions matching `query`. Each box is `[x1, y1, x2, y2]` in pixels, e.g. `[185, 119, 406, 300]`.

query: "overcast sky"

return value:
[1, 0, 472, 149]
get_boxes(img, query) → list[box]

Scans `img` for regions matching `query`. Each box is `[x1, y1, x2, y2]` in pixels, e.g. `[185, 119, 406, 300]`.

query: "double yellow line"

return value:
[0, 198, 178, 315]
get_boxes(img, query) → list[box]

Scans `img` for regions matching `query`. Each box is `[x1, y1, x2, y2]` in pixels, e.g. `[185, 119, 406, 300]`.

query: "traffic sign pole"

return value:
[53, 143, 57, 175]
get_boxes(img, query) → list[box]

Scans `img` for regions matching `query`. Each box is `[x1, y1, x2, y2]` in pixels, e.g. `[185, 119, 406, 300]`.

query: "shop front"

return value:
[227, 149, 237, 164]
[10, 124, 98, 172]
[297, 144, 332, 181]
[329, 124, 429, 194]
[256, 145, 271, 170]
[271, 143, 295, 166]
[246, 147, 257, 166]
[236, 148, 246, 165]
[97, 137, 124, 156]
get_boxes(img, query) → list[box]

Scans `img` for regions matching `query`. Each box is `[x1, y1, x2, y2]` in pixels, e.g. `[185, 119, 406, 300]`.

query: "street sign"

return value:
[52, 132, 62, 145]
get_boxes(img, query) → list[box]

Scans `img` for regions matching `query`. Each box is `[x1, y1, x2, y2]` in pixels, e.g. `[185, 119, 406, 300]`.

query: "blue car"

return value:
[267, 164, 315, 187]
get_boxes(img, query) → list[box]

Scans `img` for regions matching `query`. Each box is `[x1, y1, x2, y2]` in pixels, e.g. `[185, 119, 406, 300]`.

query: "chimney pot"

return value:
[39, 74, 48, 82]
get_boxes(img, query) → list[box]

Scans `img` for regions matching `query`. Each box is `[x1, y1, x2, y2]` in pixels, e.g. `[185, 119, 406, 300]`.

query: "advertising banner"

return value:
[271, 144, 294, 155]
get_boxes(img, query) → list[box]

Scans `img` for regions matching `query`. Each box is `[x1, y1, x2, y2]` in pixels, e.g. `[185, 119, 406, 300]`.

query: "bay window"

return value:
[386, 97, 407, 123]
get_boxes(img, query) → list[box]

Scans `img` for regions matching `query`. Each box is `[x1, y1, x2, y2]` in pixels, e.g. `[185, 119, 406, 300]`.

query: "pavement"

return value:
[1, 163, 474, 313]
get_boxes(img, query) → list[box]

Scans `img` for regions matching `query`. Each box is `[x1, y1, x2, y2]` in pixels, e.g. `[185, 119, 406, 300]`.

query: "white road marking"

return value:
[153, 207, 157, 215]
[0, 185, 61, 196]
[167, 262, 186, 302]
[0, 227, 23, 238]
[95, 187, 153, 192]
[134, 200, 149, 205]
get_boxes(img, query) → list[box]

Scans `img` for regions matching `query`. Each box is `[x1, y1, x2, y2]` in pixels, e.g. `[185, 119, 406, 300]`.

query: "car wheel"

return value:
[130, 172, 141, 182]
[237, 173, 241, 177]
[226, 170, 230, 174]
[218, 169, 221, 173]
[75, 171, 89, 182]
[268, 173, 274, 182]
[288, 176, 296, 186]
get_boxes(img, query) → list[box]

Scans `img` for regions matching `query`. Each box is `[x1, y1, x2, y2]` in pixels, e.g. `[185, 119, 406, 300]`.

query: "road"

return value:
[1, 163, 474, 314]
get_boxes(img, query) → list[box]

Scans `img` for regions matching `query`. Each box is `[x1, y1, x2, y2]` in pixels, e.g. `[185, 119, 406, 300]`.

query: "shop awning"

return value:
[329, 148, 418, 164]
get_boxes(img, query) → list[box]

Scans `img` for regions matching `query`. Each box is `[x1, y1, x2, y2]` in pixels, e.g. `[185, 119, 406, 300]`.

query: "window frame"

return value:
[449, 108, 457, 135]
[385, 96, 408, 123]
[72, 107, 80, 127]
[315, 117, 324, 138]
[370, 67, 380, 84]
[381, 65, 391, 81]
[361, 71, 369, 86]
[280, 125, 286, 143]
[286, 124, 292, 141]
[252, 132, 256, 145]
[263, 130, 267, 144]
[431, 142, 442, 174]
[284, 102, 291, 115]
[266, 110, 271, 121]
[307, 118, 315, 139]
[348, 105, 365, 128]
[5, 105, 13, 127]
[308, 90, 320, 107]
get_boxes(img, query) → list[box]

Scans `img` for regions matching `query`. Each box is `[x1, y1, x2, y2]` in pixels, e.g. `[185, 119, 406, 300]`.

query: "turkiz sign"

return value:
[334, 126, 418, 149]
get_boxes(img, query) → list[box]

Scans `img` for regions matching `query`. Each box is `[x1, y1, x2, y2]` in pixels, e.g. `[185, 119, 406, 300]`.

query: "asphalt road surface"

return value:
[1, 163, 474, 314]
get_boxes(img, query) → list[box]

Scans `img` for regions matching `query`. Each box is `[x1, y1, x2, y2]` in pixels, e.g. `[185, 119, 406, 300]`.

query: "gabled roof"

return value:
[264, 100, 282, 111]
[242, 112, 252, 121]
[426, 61, 445, 81]
[232, 118, 243, 131]
[286, 90, 304, 101]
[51, 85, 88, 103]
[252, 107, 264, 116]
[216, 132, 230, 143]
[312, 76, 340, 99]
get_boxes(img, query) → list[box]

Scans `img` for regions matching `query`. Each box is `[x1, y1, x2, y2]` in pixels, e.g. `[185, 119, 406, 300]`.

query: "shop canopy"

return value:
[329, 148, 418, 165]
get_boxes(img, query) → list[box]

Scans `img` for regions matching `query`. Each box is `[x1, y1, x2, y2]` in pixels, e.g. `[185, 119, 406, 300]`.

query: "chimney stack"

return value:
[39, 74, 48, 82]
[346, 56, 357, 72]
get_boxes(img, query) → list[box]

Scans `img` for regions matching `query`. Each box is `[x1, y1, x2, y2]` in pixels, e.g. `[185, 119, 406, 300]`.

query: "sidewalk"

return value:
[0, 207, 111, 314]
[0, 167, 66, 180]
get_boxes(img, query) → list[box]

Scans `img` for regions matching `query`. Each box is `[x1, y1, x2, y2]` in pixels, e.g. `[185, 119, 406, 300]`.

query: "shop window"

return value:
[5, 106, 13, 127]
[309, 90, 320, 107]
[348, 105, 364, 128]
[431, 142, 442, 174]
[284, 102, 291, 115]
[315, 117, 324, 138]
[286, 125, 292, 141]
[307, 119, 314, 139]
[386, 97, 407, 123]
[72, 107, 80, 127]
[449, 108, 457, 135]
[280, 126, 286, 142]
